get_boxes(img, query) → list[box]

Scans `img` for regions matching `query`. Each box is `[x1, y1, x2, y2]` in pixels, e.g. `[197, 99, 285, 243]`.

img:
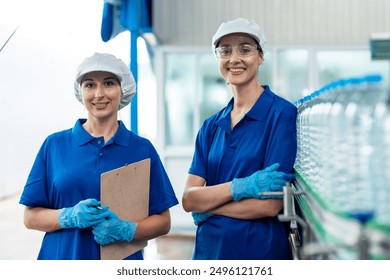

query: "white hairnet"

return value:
[74, 53, 136, 110]
[212, 18, 267, 55]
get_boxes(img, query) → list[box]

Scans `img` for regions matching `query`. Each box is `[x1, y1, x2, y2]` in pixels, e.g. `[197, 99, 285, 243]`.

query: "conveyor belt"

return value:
[291, 172, 390, 259]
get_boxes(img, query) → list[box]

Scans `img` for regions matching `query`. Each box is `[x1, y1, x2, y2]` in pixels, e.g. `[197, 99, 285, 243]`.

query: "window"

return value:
[317, 49, 389, 89]
[276, 49, 309, 102]
[164, 53, 197, 146]
[198, 54, 230, 125]
[164, 51, 230, 147]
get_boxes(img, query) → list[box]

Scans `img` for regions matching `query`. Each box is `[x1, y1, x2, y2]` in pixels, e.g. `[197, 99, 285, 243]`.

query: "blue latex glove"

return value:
[230, 163, 295, 201]
[92, 211, 136, 245]
[192, 212, 213, 226]
[58, 198, 109, 229]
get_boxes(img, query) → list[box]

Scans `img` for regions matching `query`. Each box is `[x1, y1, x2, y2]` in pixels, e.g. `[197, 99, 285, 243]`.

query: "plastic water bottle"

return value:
[369, 76, 390, 226]
[344, 75, 382, 216]
[322, 80, 347, 208]
[294, 97, 305, 175]
[306, 90, 322, 192]
[326, 78, 352, 210]
[296, 94, 315, 185]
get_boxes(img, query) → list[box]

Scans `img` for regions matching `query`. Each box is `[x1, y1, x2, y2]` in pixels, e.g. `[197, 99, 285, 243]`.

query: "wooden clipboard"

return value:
[100, 158, 150, 260]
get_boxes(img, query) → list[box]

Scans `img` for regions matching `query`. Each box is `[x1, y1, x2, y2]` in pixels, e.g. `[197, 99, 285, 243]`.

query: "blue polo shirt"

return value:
[20, 119, 178, 260]
[189, 86, 297, 259]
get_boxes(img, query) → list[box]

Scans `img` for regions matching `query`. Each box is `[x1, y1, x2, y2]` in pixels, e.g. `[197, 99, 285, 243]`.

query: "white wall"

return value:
[154, 0, 390, 46]
[0, 0, 134, 198]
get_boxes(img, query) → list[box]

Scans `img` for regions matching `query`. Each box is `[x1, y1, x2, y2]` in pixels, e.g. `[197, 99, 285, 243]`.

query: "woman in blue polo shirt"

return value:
[182, 18, 297, 260]
[19, 53, 178, 260]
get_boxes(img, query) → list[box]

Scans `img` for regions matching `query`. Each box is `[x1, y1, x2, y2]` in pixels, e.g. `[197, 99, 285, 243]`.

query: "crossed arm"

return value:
[182, 174, 283, 220]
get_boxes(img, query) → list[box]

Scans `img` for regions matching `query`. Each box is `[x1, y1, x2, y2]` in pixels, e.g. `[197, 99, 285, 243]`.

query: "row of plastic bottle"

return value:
[294, 74, 390, 227]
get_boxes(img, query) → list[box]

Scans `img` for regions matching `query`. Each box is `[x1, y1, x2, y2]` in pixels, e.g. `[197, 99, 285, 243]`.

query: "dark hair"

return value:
[257, 45, 263, 54]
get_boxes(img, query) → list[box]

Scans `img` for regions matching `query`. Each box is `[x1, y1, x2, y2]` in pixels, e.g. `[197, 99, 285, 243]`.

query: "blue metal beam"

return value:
[100, 0, 152, 134]
[130, 31, 138, 134]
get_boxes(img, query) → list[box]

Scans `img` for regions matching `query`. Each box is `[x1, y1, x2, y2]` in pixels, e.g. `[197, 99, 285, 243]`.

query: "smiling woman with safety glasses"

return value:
[182, 18, 298, 260]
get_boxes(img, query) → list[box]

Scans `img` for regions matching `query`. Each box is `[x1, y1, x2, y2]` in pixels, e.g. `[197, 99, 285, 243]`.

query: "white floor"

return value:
[0, 191, 43, 260]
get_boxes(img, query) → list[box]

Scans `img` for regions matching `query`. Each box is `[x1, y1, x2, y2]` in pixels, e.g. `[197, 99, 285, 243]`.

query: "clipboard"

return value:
[100, 158, 150, 260]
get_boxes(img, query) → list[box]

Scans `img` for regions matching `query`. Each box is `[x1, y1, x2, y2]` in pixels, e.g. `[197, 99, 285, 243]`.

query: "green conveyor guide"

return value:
[292, 171, 390, 260]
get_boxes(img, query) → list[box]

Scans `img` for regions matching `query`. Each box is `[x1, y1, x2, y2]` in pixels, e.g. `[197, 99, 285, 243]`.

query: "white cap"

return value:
[212, 18, 267, 55]
[74, 53, 136, 110]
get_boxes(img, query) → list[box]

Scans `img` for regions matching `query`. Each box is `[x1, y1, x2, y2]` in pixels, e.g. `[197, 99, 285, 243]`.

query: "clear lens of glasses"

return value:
[215, 44, 259, 59]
